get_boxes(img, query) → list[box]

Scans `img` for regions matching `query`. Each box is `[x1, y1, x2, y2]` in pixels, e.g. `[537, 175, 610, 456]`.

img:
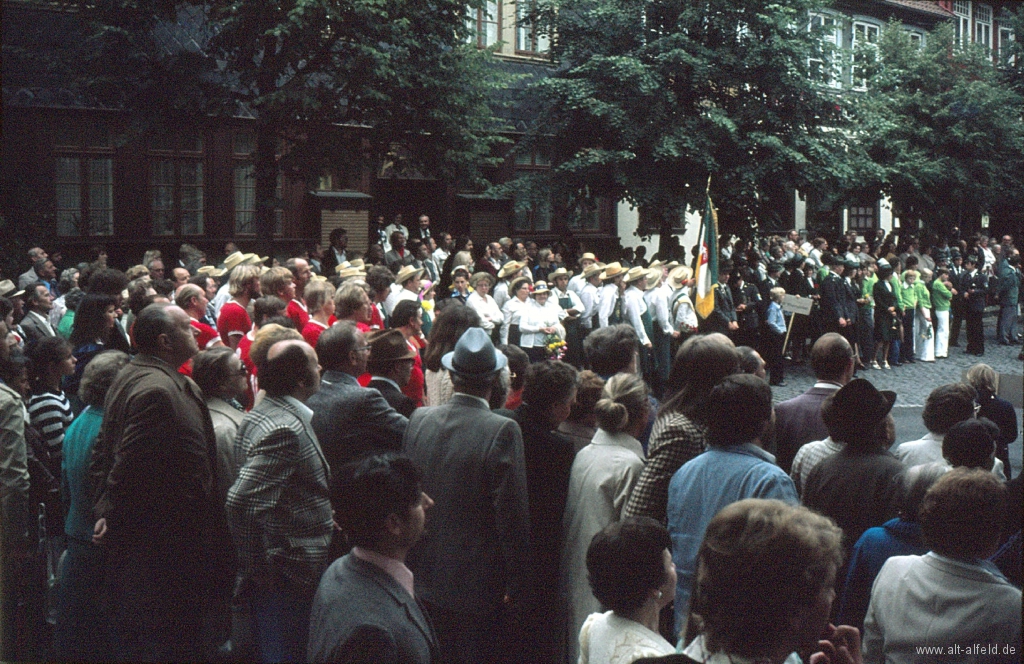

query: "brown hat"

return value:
[367, 329, 418, 363]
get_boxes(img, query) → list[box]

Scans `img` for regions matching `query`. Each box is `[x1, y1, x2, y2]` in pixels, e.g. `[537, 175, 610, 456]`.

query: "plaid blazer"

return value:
[622, 411, 707, 524]
[227, 396, 333, 589]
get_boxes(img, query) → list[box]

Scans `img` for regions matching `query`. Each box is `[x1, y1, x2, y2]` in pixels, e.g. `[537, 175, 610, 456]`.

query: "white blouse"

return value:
[578, 612, 675, 664]
[519, 299, 565, 349]
[501, 297, 529, 345]
[467, 291, 504, 332]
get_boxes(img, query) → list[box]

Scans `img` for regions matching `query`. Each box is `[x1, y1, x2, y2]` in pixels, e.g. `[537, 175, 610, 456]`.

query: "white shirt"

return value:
[518, 298, 564, 349]
[432, 248, 449, 274]
[622, 285, 650, 346]
[467, 291, 503, 331]
[597, 283, 620, 328]
[212, 282, 232, 318]
[551, 287, 583, 321]
[895, 432, 945, 468]
[493, 280, 511, 311]
[683, 634, 802, 664]
[645, 283, 672, 336]
[672, 287, 698, 331]
[578, 612, 675, 664]
[501, 297, 529, 345]
[579, 282, 599, 329]
[567, 272, 588, 296]
[384, 284, 418, 316]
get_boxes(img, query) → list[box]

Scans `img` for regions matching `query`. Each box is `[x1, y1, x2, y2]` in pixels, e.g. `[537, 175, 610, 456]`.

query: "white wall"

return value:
[617, 200, 704, 260]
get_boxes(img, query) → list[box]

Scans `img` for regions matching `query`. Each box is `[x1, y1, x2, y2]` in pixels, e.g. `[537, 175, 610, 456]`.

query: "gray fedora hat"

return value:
[442, 327, 508, 378]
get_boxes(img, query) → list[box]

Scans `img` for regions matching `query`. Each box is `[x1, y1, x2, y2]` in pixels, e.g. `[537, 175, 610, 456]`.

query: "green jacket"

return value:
[914, 281, 932, 309]
[861, 274, 878, 308]
[931, 279, 952, 312]
[899, 281, 918, 310]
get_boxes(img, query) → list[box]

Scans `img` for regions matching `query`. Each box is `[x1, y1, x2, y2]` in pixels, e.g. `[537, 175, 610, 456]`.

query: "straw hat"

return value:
[548, 267, 570, 280]
[197, 265, 227, 278]
[599, 262, 625, 281]
[667, 266, 693, 290]
[349, 259, 365, 269]
[334, 261, 352, 274]
[0, 280, 24, 299]
[530, 281, 551, 296]
[311, 274, 328, 282]
[583, 264, 604, 279]
[665, 261, 680, 271]
[337, 267, 367, 280]
[578, 252, 597, 264]
[622, 266, 648, 284]
[645, 268, 663, 289]
[498, 260, 527, 279]
[647, 260, 664, 271]
[242, 253, 269, 265]
[394, 265, 425, 285]
[222, 252, 248, 272]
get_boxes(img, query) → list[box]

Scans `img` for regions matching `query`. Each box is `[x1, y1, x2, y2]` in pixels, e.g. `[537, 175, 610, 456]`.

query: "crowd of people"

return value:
[0, 220, 1020, 664]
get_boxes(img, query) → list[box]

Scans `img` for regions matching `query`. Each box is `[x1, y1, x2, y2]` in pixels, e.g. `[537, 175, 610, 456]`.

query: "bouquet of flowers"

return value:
[544, 333, 567, 361]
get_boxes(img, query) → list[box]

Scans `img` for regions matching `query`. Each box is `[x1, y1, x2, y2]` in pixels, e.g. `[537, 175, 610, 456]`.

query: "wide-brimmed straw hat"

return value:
[222, 252, 248, 272]
[395, 265, 425, 285]
[530, 281, 551, 296]
[548, 267, 570, 280]
[667, 266, 693, 290]
[498, 260, 527, 279]
[622, 266, 648, 284]
[600, 262, 625, 281]
[583, 264, 604, 279]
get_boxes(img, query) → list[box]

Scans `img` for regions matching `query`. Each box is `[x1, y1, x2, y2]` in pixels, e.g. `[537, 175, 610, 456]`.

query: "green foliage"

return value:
[510, 0, 862, 239]
[847, 21, 1024, 232]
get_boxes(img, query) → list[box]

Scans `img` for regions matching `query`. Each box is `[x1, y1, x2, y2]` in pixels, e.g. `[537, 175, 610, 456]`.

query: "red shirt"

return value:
[302, 319, 330, 349]
[217, 300, 252, 345]
[370, 303, 385, 331]
[403, 335, 425, 407]
[286, 298, 310, 331]
[237, 331, 256, 409]
[180, 318, 221, 376]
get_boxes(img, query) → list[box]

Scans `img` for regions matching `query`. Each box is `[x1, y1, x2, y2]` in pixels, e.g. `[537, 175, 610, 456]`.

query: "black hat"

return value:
[822, 378, 896, 443]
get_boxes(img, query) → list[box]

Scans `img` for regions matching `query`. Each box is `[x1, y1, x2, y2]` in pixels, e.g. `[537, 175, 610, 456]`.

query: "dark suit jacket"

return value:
[385, 249, 414, 273]
[772, 384, 840, 473]
[962, 271, 989, 312]
[308, 553, 438, 664]
[702, 281, 736, 333]
[368, 378, 416, 418]
[321, 248, 348, 278]
[309, 371, 408, 473]
[404, 393, 532, 613]
[819, 271, 846, 325]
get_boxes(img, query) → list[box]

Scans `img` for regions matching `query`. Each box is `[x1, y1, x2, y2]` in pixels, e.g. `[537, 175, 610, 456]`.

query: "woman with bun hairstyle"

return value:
[561, 373, 651, 664]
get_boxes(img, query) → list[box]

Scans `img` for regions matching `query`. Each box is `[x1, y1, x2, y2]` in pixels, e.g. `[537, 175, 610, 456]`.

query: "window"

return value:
[954, 0, 971, 48]
[997, 26, 1015, 64]
[516, 1, 549, 54]
[468, 1, 499, 48]
[568, 199, 606, 232]
[975, 4, 992, 53]
[808, 13, 842, 89]
[852, 22, 880, 90]
[53, 125, 114, 237]
[907, 31, 924, 49]
[514, 197, 551, 232]
[514, 144, 551, 168]
[233, 131, 283, 235]
[149, 133, 204, 236]
[848, 204, 877, 231]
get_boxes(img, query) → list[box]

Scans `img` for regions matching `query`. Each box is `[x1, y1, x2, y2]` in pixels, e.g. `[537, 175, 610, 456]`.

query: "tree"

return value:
[76, 0, 508, 255]
[847, 21, 1024, 233]
[509, 0, 864, 249]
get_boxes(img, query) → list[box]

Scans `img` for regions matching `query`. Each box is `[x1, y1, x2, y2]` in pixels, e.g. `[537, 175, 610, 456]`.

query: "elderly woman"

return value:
[467, 272, 503, 345]
[192, 347, 249, 500]
[578, 517, 677, 664]
[684, 499, 854, 664]
[55, 350, 131, 660]
[562, 373, 651, 663]
[302, 280, 337, 348]
[519, 281, 565, 362]
[501, 276, 531, 346]
[623, 333, 739, 523]
[863, 469, 1020, 662]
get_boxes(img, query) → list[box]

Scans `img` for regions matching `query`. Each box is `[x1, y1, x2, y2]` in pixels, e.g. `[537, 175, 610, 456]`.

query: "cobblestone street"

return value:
[771, 309, 1023, 477]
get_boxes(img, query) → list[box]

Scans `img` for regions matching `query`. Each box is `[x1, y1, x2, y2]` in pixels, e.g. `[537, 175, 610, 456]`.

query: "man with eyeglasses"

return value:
[307, 321, 408, 475]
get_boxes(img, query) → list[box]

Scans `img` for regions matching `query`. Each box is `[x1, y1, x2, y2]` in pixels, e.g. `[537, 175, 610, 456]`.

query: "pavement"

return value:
[770, 310, 1024, 477]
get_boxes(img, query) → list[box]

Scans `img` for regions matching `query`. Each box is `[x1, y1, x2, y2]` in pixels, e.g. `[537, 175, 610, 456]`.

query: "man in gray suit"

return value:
[772, 333, 855, 473]
[403, 327, 532, 664]
[227, 339, 334, 663]
[19, 283, 56, 344]
[308, 453, 439, 663]
[308, 321, 408, 473]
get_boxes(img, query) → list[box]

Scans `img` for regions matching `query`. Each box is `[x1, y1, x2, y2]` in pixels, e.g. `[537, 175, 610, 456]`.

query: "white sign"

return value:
[782, 295, 813, 316]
